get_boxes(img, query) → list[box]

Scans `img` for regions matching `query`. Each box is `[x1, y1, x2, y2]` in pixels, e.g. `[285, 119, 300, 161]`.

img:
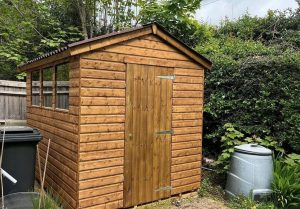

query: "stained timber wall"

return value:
[26, 57, 80, 209]
[77, 34, 203, 208]
[25, 30, 206, 209]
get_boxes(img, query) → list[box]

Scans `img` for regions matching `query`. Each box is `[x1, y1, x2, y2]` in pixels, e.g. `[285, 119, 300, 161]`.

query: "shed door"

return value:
[124, 64, 173, 207]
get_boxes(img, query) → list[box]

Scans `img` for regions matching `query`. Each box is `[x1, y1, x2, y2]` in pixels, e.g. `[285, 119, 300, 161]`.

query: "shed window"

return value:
[56, 63, 69, 109]
[31, 71, 40, 106]
[42, 67, 53, 108]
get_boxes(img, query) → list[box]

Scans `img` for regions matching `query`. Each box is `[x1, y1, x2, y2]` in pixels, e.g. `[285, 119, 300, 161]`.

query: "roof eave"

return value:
[17, 48, 71, 72]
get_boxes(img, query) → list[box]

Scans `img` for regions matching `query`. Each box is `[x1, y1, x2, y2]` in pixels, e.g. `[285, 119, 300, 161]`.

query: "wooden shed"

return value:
[18, 23, 212, 209]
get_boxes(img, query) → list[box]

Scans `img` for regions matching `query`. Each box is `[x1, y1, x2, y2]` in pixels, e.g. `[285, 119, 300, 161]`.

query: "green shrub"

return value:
[214, 123, 284, 173]
[284, 153, 300, 167]
[272, 160, 300, 209]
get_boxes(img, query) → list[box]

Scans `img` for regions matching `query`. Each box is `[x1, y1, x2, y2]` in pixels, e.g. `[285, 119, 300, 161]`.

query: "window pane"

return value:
[56, 63, 69, 109]
[43, 68, 53, 108]
[31, 71, 40, 106]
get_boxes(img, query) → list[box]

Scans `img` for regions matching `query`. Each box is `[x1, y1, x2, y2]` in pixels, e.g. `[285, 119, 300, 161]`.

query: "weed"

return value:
[32, 190, 62, 209]
[227, 195, 276, 209]
[198, 177, 224, 200]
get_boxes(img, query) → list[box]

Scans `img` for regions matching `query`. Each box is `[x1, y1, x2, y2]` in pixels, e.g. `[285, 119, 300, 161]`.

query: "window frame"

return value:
[55, 62, 70, 111]
[31, 70, 41, 107]
[30, 61, 70, 112]
[42, 67, 54, 109]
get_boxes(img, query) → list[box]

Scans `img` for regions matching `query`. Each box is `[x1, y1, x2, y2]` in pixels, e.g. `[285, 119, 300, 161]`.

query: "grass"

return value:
[32, 189, 62, 209]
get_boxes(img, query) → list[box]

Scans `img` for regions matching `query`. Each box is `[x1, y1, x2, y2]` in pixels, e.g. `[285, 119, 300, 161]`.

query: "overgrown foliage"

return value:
[196, 6, 300, 154]
[213, 123, 284, 172]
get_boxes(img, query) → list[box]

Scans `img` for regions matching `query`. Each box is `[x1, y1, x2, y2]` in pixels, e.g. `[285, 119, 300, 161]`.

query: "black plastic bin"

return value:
[0, 126, 42, 195]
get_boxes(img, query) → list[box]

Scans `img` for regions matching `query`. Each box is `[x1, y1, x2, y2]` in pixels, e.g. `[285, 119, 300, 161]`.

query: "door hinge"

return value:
[156, 130, 174, 135]
[155, 186, 173, 192]
[157, 75, 176, 80]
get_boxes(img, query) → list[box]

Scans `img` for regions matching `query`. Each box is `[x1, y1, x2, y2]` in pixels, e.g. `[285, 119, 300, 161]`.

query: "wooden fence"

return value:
[0, 80, 26, 121]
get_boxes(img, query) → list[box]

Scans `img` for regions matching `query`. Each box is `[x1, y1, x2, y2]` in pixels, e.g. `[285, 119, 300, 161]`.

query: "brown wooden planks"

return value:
[124, 64, 173, 207]
[26, 58, 80, 209]
[171, 66, 204, 195]
[25, 32, 207, 209]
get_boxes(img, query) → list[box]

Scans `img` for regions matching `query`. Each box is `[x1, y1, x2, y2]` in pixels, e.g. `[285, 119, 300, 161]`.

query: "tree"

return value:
[0, 0, 83, 80]
[138, 0, 203, 47]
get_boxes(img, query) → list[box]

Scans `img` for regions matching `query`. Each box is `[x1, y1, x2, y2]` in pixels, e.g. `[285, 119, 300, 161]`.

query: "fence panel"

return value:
[0, 80, 26, 121]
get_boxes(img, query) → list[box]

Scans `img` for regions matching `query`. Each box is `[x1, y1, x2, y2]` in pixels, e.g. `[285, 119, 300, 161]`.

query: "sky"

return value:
[196, 0, 299, 25]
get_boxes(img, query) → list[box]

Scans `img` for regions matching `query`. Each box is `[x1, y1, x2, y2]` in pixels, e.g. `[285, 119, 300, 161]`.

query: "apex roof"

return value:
[18, 22, 212, 71]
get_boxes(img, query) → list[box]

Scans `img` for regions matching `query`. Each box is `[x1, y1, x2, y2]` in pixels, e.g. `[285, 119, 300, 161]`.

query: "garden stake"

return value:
[36, 145, 42, 186]
[39, 138, 51, 209]
[0, 119, 6, 209]
[36, 144, 43, 208]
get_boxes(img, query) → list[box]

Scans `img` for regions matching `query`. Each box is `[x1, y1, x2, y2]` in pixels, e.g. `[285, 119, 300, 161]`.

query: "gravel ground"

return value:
[137, 193, 229, 209]
[170, 197, 229, 209]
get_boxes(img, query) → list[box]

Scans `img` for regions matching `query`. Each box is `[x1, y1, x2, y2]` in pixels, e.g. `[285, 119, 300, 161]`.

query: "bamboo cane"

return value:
[0, 120, 6, 209]
[38, 138, 51, 209]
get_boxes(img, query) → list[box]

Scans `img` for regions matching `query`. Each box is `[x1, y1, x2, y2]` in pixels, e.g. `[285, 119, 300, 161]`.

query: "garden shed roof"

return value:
[18, 22, 212, 71]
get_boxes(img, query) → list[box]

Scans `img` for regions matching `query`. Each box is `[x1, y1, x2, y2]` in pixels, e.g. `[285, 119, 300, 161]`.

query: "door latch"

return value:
[155, 186, 173, 192]
[156, 130, 174, 135]
[157, 75, 176, 80]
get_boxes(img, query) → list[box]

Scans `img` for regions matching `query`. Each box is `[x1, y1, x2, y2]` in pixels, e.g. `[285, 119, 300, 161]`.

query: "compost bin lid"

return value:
[234, 144, 272, 155]
[0, 126, 42, 142]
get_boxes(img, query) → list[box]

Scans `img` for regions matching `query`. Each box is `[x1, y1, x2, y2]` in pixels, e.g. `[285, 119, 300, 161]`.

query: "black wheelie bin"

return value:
[0, 126, 42, 195]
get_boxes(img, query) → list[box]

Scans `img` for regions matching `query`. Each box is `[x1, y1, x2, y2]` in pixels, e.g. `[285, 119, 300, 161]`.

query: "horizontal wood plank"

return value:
[81, 106, 125, 115]
[79, 191, 123, 208]
[80, 149, 124, 162]
[79, 175, 123, 190]
[171, 169, 201, 181]
[81, 79, 126, 89]
[81, 59, 125, 71]
[81, 69, 125, 80]
[81, 115, 125, 124]
[80, 132, 124, 143]
[80, 140, 124, 152]
[79, 183, 123, 199]
[80, 157, 124, 171]
[80, 166, 123, 180]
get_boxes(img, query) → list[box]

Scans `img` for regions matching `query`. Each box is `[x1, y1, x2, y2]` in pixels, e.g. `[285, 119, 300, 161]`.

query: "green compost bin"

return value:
[0, 126, 42, 196]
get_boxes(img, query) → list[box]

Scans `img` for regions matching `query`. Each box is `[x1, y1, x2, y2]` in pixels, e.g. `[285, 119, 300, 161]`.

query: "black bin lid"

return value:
[0, 126, 42, 142]
[0, 126, 34, 134]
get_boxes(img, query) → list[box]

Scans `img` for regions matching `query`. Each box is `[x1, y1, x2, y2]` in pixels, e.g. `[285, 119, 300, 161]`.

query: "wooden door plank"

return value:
[132, 65, 141, 205]
[124, 64, 134, 207]
[165, 67, 173, 198]
[140, 66, 149, 203]
[145, 66, 155, 203]
[153, 67, 161, 200]
[159, 67, 167, 198]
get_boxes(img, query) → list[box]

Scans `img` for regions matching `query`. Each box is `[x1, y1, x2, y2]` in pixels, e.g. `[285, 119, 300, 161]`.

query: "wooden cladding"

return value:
[26, 33, 206, 209]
